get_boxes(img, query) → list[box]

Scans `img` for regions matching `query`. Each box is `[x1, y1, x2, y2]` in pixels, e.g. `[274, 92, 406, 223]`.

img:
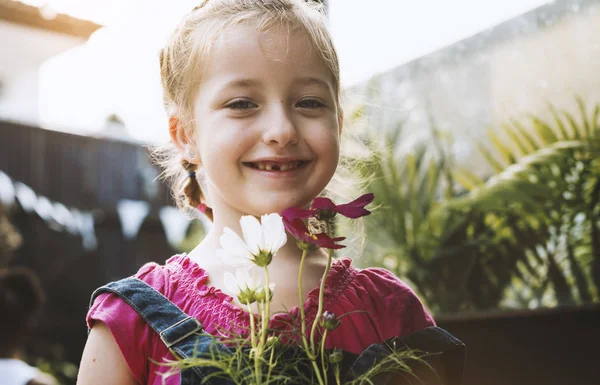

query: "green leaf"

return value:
[453, 169, 485, 191]
[530, 115, 559, 145]
[562, 109, 583, 140]
[576, 96, 592, 138]
[488, 130, 516, 165]
[479, 144, 505, 173]
[510, 118, 540, 151]
[504, 123, 532, 156]
[547, 103, 571, 140]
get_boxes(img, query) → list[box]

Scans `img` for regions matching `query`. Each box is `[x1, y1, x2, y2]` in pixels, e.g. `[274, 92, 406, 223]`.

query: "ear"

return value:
[169, 116, 201, 165]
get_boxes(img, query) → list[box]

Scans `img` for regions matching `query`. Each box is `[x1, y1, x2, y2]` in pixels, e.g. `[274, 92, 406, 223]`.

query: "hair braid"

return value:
[181, 159, 214, 221]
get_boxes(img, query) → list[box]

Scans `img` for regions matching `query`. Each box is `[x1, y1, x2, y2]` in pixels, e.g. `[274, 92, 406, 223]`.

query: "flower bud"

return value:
[237, 287, 256, 305]
[320, 311, 341, 330]
[328, 349, 343, 365]
[253, 249, 273, 267]
[266, 336, 282, 349]
[255, 285, 274, 303]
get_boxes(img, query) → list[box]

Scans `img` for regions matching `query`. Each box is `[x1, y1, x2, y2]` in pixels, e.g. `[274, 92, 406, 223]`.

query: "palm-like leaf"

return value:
[359, 99, 600, 313]
[448, 100, 600, 310]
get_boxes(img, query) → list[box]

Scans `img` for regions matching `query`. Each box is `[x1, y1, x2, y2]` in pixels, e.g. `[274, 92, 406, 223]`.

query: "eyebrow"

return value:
[219, 76, 333, 90]
[220, 78, 263, 89]
[292, 76, 333, 89]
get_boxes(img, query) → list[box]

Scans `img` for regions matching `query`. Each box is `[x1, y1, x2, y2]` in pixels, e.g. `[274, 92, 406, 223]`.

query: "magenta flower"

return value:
[282, 217, 346, 250]
[312, 193, 375, 220]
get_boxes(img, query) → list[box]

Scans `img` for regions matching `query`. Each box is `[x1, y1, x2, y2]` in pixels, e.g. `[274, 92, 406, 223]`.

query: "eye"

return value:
[226, 99, 258, 110]
[296, 98, 326, 109]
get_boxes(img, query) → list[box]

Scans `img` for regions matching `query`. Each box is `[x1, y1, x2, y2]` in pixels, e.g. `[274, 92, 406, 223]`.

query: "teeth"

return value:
[252, 161, 303, 171]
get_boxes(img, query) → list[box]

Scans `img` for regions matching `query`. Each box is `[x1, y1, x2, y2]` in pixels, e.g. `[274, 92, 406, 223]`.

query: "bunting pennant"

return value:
[0, 170, 199, 252]
[116, 199, 150, 240]
[72, 209, 98, 251]
[0, 171, 15, 207]
[1, 171, 98, 250]
[159, 206, 191, 248]
[14, 182, 37, 213]
[35, 196, 56, 223]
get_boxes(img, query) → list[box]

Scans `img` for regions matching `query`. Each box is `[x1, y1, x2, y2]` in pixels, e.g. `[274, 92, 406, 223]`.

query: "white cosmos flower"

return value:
[218, 213, 287, 268]
[224, 268, 275, 305]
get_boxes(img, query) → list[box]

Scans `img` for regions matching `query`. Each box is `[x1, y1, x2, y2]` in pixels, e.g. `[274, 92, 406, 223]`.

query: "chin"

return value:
[250, 195, 314, 215]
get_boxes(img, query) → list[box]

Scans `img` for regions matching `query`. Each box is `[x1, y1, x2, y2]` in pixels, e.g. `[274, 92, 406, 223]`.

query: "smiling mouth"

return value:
[243, 160, 308, 171]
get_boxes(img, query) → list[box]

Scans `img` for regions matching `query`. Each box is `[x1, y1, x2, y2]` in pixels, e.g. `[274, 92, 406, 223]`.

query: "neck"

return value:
[191, 210, 328, 271]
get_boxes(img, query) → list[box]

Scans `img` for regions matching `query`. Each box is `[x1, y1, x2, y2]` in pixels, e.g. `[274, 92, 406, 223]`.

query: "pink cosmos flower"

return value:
[312, 193, 375, 220]
[282, 216, 346, 250]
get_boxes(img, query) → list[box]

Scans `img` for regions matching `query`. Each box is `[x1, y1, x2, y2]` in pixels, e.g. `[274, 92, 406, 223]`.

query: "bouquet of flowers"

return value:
[163, 194, 456, 385]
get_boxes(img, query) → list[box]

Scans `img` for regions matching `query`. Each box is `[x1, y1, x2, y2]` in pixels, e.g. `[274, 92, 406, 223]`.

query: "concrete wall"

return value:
[0, 21, 84, 125]
[349, 0, 600, 177]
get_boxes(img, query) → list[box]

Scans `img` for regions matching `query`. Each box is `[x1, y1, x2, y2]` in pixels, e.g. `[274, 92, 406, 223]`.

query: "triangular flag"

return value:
[14, 182, 37, 213]
[117, 200, 150, 240]
[0, 171, 15, 207]
[72, 209, 97, 250]
[35, 196, 55, 222]
[159, 206, 191, 247]
[52, 202, 77, 234]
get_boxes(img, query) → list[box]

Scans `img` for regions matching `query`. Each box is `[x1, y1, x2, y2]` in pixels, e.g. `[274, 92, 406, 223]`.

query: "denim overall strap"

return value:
[89, 277, 235, 385]
[344, 326, 465, 385]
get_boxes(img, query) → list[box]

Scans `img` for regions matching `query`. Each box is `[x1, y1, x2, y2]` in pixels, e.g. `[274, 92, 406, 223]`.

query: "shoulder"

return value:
[88, 254, 202, 313]
[344, 262, 436, 334]
[84, 255, 199, 384]
[351, 263, 420, 302]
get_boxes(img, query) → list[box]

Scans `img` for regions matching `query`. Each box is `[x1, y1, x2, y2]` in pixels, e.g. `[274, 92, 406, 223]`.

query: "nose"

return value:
[261, 104, 299, 147]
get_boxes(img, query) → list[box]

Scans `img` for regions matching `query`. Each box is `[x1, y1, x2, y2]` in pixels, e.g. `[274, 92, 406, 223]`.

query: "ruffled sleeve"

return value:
[357, 266, 435, 336]
[323, 260, 435, 354]
[86, 262, 168, 385]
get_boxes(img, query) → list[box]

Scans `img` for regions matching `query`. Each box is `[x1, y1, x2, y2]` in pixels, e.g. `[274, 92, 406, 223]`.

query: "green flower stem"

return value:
[247, 304, 261, 385]
[297, 246, 327, 385]
[247, 304, 257, 347]
[309, 221, 335, 356]
[334, 363, 341, 385]
[320, 329, 329, 385]
[297, 248, 313, 358]
[267, 344, 275, 383]
[261, 267, 271, 349]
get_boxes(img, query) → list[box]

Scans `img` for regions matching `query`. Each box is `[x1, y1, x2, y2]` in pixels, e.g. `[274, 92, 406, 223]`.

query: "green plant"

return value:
[357, 98, 600, 313]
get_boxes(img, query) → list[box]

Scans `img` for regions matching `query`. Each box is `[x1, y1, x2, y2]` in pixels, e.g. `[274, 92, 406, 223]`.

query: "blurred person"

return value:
[0, 204, 22, 267]
[0, 267, 57, 385]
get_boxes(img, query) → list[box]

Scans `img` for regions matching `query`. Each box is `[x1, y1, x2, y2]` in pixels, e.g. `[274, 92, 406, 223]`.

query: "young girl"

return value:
[78, 1, 463, 384]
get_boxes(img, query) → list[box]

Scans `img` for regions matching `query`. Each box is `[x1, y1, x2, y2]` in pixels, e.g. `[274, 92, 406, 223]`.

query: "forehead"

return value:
[202, 24, 332, 85]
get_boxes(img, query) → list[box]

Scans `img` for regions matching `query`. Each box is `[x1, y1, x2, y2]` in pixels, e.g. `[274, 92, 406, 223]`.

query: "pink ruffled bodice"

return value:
[87, 255, 435, 385]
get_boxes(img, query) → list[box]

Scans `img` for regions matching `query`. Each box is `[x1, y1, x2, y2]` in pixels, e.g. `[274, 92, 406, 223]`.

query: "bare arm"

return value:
[76, 321, 138, 385]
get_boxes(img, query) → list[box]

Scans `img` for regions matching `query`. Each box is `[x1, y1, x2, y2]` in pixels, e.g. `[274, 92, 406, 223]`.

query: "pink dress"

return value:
[87, 255, 435, 385]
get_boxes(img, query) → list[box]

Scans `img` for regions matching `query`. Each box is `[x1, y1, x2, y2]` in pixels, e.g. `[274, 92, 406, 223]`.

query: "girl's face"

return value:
[191, 24, 341, 221]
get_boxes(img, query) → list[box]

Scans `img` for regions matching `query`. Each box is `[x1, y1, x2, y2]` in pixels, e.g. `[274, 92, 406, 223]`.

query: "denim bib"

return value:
[89, 278, 465, 385]
[89, 277, 235, 385]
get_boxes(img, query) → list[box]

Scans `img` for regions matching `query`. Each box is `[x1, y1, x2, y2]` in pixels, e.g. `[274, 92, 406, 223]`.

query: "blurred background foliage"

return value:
[352, 97, 600, 314]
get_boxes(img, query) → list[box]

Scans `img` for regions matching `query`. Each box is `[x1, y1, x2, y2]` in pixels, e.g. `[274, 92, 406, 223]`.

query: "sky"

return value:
[31, 0, 552, 142]
[328, 0, 551, 85]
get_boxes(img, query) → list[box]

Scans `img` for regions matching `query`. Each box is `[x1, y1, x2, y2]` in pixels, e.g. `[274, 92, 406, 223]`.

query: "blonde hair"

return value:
[153, 0, 341, 219]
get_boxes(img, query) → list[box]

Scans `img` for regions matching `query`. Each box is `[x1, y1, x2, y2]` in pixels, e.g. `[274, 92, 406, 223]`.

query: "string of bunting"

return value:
[0, 170, 206, 250]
